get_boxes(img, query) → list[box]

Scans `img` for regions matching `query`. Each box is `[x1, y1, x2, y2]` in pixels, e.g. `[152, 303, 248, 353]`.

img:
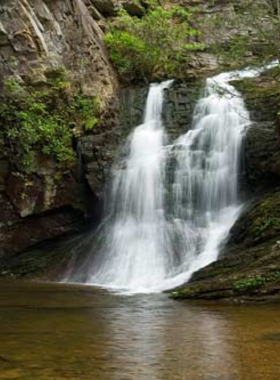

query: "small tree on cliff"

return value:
[104, 6, 204, 82]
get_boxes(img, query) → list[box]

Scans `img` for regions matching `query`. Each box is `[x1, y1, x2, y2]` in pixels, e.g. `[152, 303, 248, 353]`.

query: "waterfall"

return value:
[162, 72, 249, 290]
[83, 80, 173, 292]
[69, 64, 276, 294]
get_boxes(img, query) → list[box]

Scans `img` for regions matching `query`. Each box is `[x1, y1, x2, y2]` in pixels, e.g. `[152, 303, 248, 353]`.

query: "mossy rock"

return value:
[232, 68, 280, 122]
[229, 190, 280, 247]
[0, 72, 100, 174]
[169, 190, 280, 302]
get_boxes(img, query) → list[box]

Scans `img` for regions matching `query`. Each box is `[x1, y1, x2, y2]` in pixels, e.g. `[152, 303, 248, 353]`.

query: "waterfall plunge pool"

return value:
[0, 281, 280, 380]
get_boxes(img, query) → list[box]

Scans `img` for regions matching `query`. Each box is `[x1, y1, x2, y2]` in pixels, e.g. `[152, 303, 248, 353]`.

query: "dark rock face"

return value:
[119, 81, 203, 142]
[0, 207, 86, 259]
[0, 156, 95, 256]
[244, 122, 280, 191]
[237, 71, 280, 192]
[0, 231, 92, 279]
[164, 82, 203, 140]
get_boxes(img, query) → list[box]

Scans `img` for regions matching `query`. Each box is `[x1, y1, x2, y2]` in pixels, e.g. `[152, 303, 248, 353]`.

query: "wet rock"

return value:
[244, 122, 280, 190]
[119, 81, 203, 141]
[0, 208, 87, 259]
[232, 69, 280, 123]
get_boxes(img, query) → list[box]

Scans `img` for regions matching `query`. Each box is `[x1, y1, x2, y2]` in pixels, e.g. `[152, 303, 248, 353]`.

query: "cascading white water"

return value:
[85, 80, 174, 292]
[75, 63, 277, 294]
[161, 72, 249, 290]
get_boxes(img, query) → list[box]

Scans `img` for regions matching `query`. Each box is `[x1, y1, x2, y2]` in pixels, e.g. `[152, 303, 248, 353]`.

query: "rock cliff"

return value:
[0, 0, 120, 256]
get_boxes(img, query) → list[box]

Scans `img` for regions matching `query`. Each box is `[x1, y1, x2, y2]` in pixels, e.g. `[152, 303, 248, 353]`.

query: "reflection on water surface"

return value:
[0, 282, 280, 380]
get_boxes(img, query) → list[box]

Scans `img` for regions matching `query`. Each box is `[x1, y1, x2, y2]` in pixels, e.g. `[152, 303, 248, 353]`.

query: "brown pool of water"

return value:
[0, 281, 280, 380]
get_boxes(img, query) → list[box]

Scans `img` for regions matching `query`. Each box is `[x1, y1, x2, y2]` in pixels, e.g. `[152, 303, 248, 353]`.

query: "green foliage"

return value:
[171, 289, 192, 299]
[143, 0, 161, 7]
[105, 6, 204, 82]
[254, 217, 280, 234]
[73, 95, 100, 132]
[0, 72, 100, 172]
[233, 271, 280, 292]
[248, 192, 280, 240]
[212, 35, 250, 67]
[1, 92, 75, 171]
[105, 31, 148, 78]
[47, 67, 72, 92]
[4, 78, 22, 92]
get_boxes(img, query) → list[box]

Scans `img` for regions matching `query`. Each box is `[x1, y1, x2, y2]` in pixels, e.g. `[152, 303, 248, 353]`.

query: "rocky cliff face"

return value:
[0, 0, 117, 96]
[0, 0, 120, 257]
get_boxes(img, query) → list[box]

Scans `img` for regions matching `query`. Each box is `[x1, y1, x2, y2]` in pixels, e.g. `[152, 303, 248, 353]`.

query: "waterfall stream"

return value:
[69, 64, 277, 293]
[84, 80, 174, 292]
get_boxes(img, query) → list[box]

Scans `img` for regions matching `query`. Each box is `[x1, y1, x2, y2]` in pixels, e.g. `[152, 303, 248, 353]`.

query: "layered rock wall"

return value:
[0, 0, 120, 256]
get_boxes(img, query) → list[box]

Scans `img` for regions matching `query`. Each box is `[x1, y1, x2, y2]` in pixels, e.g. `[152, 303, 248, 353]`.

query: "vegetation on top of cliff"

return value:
[0, 70, 100, 173]
[105, 6, 204, 82]
[209, 0, 280, 70]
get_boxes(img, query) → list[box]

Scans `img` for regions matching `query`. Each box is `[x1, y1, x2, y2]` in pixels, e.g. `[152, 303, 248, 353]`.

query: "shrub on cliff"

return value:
[105, 6, 204, 82]
[0, 72, 100, 173]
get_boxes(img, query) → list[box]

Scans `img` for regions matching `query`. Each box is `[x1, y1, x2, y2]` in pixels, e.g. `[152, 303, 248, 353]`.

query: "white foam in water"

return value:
[77, 62, 278, 294]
